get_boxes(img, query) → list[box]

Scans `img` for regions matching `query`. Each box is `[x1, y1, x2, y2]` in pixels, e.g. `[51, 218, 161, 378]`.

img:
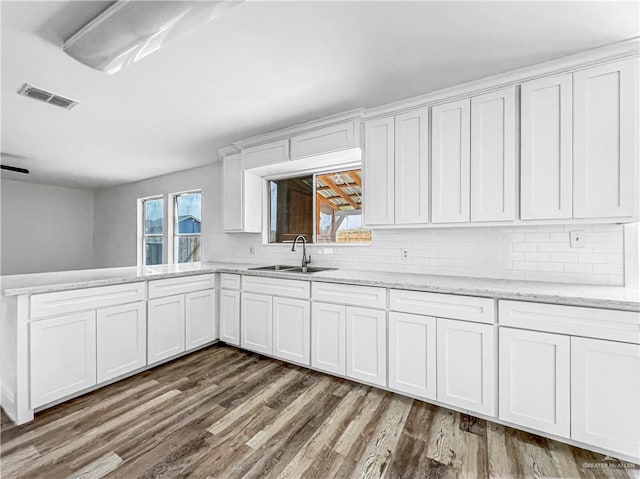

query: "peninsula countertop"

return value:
[2, 262, 639, 312]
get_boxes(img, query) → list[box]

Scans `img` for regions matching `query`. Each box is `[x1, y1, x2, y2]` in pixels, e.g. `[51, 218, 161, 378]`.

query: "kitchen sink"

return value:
[248, 265, 336, 274]
[249, 265, 298, 271]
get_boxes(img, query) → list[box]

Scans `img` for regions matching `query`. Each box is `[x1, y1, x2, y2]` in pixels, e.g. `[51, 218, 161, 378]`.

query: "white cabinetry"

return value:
[241, 140, 289, 169]
[470, 87, 516, 222]
[364, 117, 395, 225]
[222, 153, 262, 233]
[185, 290, 217, 351]
[388, 311, 436, 400]
[30, 311, 97, 408]
[147, 295, 185, 365]
[520, 74, 573, 220]
[437, 318, 495, 416]
[220, 288, 241, 346]
[96, 301, 146, 383]
[364, 109, 429, 226]
[290, 121, 357, 159]
[574, 59, 638, 219]
[273, 297, 310, 365]
[346, 307, 386, 387]
[431, 99, 471, 223]
[241, 292, 273, 355]
[571, 337, 640, 458]
[311, 302, 346, 376]
[499, 327, 570, 437]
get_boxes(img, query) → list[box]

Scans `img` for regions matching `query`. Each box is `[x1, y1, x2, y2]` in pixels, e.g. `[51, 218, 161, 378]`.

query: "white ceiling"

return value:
[1, 1, 638, 189]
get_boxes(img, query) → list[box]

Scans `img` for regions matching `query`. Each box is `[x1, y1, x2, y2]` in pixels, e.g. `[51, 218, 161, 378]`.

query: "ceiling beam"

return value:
[318, 174, 358, 208]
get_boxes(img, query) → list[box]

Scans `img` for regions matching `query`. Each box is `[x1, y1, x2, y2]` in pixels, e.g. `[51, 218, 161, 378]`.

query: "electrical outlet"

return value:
[249, 246, 256, 255]
[569, 230, 585, 248]
[401, 249, 409, 260]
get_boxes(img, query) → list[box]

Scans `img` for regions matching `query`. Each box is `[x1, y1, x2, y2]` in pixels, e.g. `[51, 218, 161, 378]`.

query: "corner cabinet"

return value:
[573, 58, 639, 219]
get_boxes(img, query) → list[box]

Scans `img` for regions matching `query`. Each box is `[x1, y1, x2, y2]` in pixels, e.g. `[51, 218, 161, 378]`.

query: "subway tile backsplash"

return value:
[206, 224, 625, 286]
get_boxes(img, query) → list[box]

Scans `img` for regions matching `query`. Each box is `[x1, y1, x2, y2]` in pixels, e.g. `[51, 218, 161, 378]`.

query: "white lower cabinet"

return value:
[185, 290, 217, 351]
[273, 297, 310, 365]
[147, 295, 186, 365]
[220, 289, 241, 346]
[571, 337, 640, 458]
[96, 301, 146, 383]
[388, 312, 437, 400]
[311, 302, 346, 376]
[499, 328, 570, 437]
[437, 318, 495, 416]
[241, 292, 273, 355]
[30, 311, 97, 408]
[346, 307, 387, 387]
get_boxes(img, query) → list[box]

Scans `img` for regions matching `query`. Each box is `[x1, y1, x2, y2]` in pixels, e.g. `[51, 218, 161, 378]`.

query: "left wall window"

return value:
[142, 197, 163, 265]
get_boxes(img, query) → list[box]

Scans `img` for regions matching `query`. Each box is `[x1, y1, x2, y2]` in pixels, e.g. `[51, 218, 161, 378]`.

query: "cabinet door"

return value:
[97, 302, 146, 383]
[185, 289, 217, 351]
[471, 87, 516, 222]
[437, 318, 495, 416]
[574, 59, 638, 219]
[499, 328, 569, 437]
[241, 292, 272, 355]
[346, 307, 386, 387]
[147, 295, 185, 365]
[241, 140, 289, 169]
[222, 153, 242, 232]
[431, 99, 471, 223]
[219, 289, 241, 346]
[520, 74, 573, 220]
[364, 117, 395, 225]
[311, 302, 346, 376]
[388, 312, 436, 400]
[273, 297, 310, 365]
[394, 108, 429, 224]
[571, 337, 640, 458]
[290, 121, 356, 159]
[30, 311, 97, 408]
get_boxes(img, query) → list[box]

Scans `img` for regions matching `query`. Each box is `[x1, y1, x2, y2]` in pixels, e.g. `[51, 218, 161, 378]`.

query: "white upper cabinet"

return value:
[241, 139, 289, 170]
[520, 74, 573, 220]
[573, 59, 638, 219]
[470, 87, 517, 222]
[222, 153, 262, 233]
[394, 109, 429, 225]
[364, 117, 395, 225]
[290, 121, 357, 159]
[431, 99, 471, 224]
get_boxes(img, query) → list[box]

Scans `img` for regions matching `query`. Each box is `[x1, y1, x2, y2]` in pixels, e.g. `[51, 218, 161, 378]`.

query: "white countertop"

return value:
[2, 262, 639, 312]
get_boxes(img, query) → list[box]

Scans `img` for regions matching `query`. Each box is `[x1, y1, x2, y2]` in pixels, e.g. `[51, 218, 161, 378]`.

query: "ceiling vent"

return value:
[17, 83, 78, 110]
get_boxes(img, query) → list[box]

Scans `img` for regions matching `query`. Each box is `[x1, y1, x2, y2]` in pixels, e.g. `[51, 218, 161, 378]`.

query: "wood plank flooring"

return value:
[1, 344, 638, 479]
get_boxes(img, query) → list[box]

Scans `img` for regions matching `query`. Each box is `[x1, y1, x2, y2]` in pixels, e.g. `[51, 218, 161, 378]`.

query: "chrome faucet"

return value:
[291, 235, 311, 271]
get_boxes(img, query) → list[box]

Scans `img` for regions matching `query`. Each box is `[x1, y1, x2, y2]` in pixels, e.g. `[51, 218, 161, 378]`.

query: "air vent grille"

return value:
[17, 83, 79, 110]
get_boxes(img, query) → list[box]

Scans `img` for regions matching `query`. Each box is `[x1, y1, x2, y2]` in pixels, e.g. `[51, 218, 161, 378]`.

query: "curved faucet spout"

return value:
[291, 235, 311, 268]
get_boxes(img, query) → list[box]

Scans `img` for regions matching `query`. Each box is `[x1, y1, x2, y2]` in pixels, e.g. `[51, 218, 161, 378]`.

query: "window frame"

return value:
[169, 189, 203, 264]
[266, 166, 369, 246]
[138, 195, 164, 267]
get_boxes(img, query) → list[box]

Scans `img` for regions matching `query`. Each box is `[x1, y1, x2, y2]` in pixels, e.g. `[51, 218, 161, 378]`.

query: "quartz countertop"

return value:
[2, 262, 639, 312]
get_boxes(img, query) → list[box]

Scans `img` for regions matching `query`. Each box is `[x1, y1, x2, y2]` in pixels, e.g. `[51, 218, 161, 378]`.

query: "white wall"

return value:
[92, 163, 221, 268]
[0, 179, 95, 275]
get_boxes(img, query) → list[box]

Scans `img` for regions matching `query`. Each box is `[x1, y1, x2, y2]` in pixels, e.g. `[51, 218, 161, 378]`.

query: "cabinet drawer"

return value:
[499, 300, 640, 344]
[220, 273, 241, 290]
[312, 282, 386, 309]
[390, 289, 494, 324]
[148, 274, 215, 299]
[242, 275, 310, 299]
[30, 282, 145, 319]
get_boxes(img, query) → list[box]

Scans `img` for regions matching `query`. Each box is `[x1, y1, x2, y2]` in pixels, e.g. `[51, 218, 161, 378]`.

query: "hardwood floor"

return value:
[1, 344, 638, 479]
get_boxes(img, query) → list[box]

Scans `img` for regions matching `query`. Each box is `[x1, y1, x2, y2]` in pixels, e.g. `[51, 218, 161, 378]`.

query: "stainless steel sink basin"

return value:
[248, 265, 336, 274]
[277, 266, 337, 274]
[248, 265, 297, 271]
